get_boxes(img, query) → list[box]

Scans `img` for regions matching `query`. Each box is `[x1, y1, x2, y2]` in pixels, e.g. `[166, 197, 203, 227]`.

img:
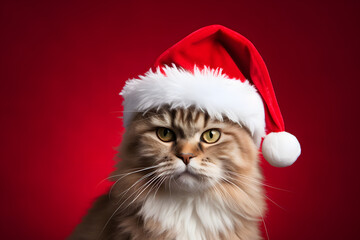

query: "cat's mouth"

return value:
[171, 167, 208, 191]
[175, 168, 200, 180]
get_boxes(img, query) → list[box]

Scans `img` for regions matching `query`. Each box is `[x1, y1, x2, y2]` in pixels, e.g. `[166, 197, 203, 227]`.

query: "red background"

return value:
[1, 0, 359, 239]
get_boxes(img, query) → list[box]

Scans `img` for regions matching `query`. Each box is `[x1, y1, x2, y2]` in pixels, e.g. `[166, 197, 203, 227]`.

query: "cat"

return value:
[69, 106, 266, 240]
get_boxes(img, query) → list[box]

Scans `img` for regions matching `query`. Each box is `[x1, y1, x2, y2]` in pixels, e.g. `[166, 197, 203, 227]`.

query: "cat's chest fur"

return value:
[139, 192, 236, 240]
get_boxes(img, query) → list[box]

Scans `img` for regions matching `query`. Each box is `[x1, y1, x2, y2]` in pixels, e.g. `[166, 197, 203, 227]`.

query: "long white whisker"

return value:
[117, 174, 158, 207]
[225, 174, 286, 211]
[110, 166, 158, 179]
[122, 175, 160, 210]
[142, 176, 162, 201]
[97, 165, 159, 188]
[108, 166, 159, 199]
[152, 176, 167, 200]
[98, 173, 157, 239]
[226, 170, 290, 192]
[168, 175, 173, 197]
[114, 171, 156, 202]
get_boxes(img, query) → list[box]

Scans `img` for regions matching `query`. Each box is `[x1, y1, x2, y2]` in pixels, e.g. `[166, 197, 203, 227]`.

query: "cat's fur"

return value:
[69, 107, 266, 240]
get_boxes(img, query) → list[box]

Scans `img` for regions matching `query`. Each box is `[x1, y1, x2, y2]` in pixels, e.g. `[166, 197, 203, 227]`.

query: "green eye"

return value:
[156, 127, 175, 142]
[202, 129, 221, 143]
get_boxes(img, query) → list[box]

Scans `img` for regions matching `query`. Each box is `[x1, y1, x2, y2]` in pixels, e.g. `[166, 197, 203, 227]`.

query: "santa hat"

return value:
[120, 25, 301, 167]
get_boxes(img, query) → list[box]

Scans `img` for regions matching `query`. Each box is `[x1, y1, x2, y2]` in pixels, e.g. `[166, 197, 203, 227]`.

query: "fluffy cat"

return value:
[69, 107, 266, 240]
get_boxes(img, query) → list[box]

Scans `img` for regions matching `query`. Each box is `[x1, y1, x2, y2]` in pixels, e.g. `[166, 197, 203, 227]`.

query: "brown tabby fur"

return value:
[69, 107, 266, 240]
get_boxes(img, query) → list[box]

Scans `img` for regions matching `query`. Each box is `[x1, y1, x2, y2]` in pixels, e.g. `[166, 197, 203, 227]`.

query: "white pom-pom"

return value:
[262, 131, 301, 167]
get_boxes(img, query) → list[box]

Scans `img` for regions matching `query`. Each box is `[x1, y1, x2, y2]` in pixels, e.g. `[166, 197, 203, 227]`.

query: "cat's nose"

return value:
[176, 153, 195, 165]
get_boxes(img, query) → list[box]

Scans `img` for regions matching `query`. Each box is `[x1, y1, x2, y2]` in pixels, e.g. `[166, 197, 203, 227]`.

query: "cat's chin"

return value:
[173, 177, 201, 192]
[170, 171, 211, 193]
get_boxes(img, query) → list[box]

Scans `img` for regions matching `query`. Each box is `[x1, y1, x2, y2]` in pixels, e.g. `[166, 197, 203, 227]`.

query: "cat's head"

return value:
[118, 106, 259, 193]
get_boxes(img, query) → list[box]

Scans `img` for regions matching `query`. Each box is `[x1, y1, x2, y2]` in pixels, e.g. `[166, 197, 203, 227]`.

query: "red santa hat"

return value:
[120, 25, 301, 167]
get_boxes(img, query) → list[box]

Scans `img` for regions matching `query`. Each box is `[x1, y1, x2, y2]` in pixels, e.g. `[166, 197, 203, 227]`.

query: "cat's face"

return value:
[119, 107, 259, 193]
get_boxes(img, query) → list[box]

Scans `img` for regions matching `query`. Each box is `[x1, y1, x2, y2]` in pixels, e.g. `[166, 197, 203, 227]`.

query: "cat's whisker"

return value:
[225, 174, 286, 211]
[97, 165, 159, 187]
[118, 170, 165, 203]
[122, 174, 159, 204]
[168, 176, 173, 197]
[263, 195, 286, 212]
[122, 175, 160, 210]
[172, 174, 181, 189]
[111, 165, 159, 178]
[149, 177, 162, 200]
[100, 165, 155, 183]
[152, 175, 168, 200]
[98, 174, 160, 239]
[113, 170, 157, 202]
[143, 175, 162, 201]
[224, 174, 260, 191]
[212, 183, 225, 200]
[129, 174, 162, 203]
[226, 170, 290, 192]
[220, 177, 270, 240]
[213, 182, 257, 221]
[108, 166, 160, 200]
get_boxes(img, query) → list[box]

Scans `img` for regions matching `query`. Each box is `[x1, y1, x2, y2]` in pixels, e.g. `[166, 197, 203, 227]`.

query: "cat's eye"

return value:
[156, 127, 175, 142]
[201, 129, 221, 144]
